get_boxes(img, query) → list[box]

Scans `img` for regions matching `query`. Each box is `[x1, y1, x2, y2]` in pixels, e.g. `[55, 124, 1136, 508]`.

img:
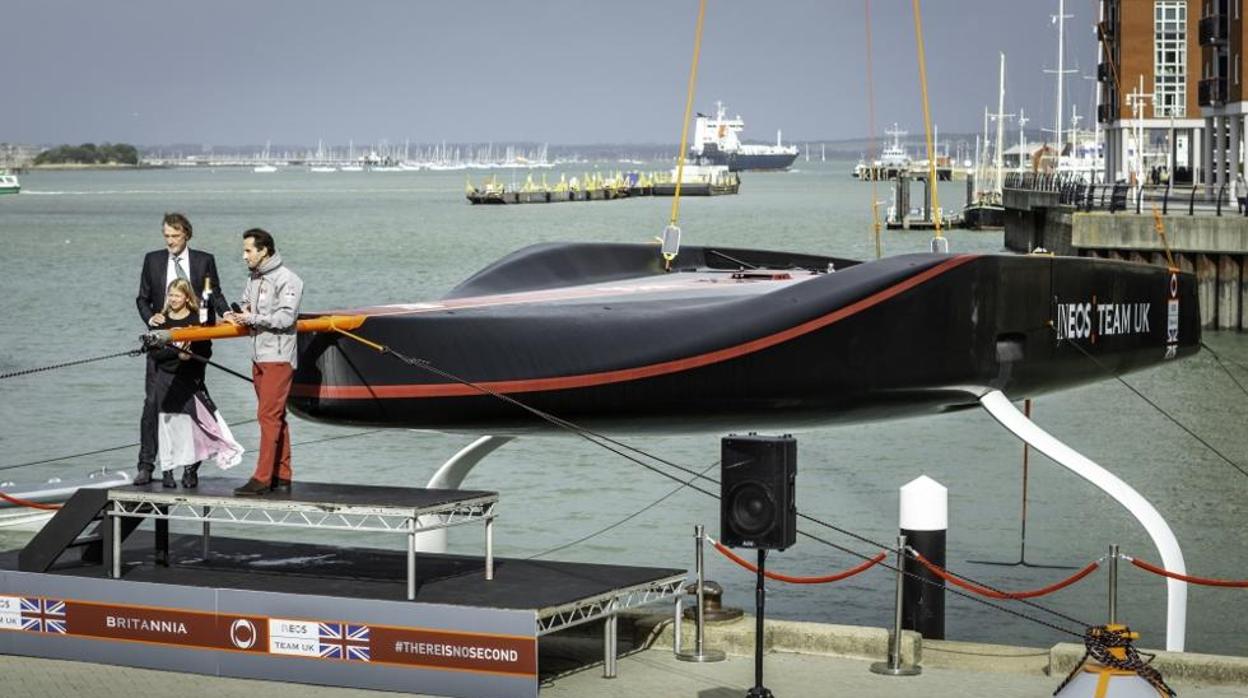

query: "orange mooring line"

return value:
[162, 314, 367, 342]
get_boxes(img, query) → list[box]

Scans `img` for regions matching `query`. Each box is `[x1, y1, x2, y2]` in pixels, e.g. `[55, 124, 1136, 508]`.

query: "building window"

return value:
[1154, 1, 1187, 117]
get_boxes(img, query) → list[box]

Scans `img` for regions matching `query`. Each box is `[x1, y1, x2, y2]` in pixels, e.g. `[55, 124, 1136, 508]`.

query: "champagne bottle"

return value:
[200, 277, 214, 325]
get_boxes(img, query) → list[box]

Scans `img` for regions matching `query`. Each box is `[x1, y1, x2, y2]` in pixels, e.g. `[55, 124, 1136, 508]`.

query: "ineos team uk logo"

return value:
[230, 619, 257, 649]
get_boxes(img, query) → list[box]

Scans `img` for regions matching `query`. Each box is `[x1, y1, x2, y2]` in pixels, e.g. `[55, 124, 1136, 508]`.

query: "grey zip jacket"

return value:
[240, 253, 304, 367]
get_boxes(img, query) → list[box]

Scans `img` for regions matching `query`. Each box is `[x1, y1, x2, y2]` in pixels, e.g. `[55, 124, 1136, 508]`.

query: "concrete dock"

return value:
[3, 608, 1247, 696]
[1004, 177, 1248, 331]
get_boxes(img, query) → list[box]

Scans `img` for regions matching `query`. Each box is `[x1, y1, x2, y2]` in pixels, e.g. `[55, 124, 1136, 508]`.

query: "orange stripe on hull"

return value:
[292, 255, 979, 400]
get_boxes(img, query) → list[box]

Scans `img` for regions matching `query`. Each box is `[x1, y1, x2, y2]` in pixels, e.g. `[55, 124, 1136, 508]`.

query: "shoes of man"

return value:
[233, 479, 269, 496]
[161, 471, 177, 489]
[182, 463, 200, 489]
[271, 478, 292, 495]
[134, 468, 153, 486]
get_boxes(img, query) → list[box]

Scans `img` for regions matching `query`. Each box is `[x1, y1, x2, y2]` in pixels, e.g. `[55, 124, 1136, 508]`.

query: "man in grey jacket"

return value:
[224, 228, 304, 496]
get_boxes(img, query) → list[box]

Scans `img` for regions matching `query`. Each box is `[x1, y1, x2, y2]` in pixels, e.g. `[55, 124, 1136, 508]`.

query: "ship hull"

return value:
[289, 243, 1200, 435]
[962, 202, 1005, 230]
[693, 144, 798, 172]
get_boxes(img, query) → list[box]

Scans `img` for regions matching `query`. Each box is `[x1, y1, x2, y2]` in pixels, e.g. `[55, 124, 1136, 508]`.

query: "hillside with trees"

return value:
[33, 143, 139, 165]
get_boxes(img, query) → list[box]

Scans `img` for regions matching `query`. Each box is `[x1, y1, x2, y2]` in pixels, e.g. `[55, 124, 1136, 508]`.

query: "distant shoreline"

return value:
[24, 163, 165, 171]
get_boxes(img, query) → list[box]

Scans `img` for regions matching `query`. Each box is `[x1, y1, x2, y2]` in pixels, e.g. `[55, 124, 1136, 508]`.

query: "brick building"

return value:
[1098, 0, 1206, 184]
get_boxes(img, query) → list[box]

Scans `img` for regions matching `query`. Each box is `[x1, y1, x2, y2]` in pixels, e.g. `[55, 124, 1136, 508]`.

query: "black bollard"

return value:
[900, 476, 946, 640]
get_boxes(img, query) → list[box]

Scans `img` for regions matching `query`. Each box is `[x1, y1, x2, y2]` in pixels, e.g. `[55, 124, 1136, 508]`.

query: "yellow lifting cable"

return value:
[864, 0, 883, 259]
[660, 0, 708, 269]
[911, 0, 945, 246]
[1152, 205, 1177, 270]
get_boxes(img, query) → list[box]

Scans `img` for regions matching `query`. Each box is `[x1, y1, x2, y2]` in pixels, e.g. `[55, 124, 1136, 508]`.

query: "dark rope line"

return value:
[359, 341, 1094, 634]
[527, 459, 721, 560]
[0, 349, 142, 381]
[1067, 339, 1248, 481]
[0, 417, 260, 475]
[1200, 341, 1248, 398]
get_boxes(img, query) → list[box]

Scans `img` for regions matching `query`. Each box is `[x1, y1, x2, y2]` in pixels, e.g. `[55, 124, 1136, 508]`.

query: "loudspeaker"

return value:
[720, 434, 796, 551]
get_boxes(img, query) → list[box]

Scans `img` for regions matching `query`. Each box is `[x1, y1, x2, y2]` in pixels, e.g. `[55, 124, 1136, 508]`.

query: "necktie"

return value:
[173, 255, 189, 282]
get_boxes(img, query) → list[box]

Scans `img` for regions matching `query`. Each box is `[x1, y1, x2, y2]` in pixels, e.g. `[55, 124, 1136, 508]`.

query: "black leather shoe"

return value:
[271, 478, 292, 494]
[134, 468, 153, 486]
[182, 463, 200, 489]
[161, 471, 177, 488]
[233, 478, 269, 496]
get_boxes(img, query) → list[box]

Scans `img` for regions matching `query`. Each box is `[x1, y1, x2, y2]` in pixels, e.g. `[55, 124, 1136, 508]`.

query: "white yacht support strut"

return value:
[978, 390, 1186, 651]
[415, 435, 515, 553]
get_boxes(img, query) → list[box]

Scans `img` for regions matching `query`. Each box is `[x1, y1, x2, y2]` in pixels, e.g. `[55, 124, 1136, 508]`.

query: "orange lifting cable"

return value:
[712, 539, 887, 585]
[668, 0, 708, 228]
[911, 551, 1100, 600]
[911, 0, 943, 240]
[0, 491, 61, 511]
[160, 314, 367, 343]
[864, 0, 883, 259]
[1127, 556, 1248, 588]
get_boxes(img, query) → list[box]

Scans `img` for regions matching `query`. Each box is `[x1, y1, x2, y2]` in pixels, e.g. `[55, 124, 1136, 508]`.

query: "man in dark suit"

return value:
[135, 212, 230, 486]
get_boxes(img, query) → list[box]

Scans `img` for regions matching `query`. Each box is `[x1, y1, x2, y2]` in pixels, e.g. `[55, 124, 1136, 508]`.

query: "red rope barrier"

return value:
[712, 540, 886, 584]
[1129, 557, 1248, 588]
[0, 490, 62, 511]
[912, 551, 1099, 600]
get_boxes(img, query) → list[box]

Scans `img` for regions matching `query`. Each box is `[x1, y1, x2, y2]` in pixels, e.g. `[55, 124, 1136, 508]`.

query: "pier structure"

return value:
[1003, 173, 1248, 330]
[885, 170, 955, 230]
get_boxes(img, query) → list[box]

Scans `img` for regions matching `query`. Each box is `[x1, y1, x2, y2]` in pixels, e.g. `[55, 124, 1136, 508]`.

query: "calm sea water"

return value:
[1, 163, 1246, 655]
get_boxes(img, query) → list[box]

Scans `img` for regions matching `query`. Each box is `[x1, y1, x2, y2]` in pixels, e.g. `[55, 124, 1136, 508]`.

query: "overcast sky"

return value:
[4, 0, 1100, 146]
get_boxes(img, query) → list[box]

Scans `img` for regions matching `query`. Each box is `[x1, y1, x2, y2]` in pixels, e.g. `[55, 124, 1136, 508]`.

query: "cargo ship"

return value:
[690, 101, 798, 172]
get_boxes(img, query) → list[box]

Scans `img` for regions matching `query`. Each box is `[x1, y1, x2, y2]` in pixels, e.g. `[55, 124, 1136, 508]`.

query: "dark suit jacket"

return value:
[136, 248, 230, 325]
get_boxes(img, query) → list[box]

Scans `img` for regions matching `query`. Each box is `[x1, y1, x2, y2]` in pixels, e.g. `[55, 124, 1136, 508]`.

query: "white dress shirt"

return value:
[166, 250, 191, 290]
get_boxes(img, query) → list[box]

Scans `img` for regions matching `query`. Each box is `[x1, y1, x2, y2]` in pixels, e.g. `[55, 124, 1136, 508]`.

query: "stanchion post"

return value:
[675, 525, 725, 663]
[871, 535, 921, 676]
[1109, 543, 1119, 625]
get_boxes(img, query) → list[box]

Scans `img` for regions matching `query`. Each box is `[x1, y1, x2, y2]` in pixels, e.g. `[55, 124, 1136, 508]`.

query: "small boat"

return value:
[253, 164, 277, 173]
[339, 164, 364, 172]
[0, 469, 131, 530]
[0, 171, 20, 195]
[309, 165, 337, 173]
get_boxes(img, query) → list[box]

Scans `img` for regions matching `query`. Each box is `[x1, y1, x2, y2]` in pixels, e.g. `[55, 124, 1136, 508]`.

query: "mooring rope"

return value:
[1054, 626, 1175, 697]
[1065, 337, 1248, 481]
[0, 349, 142, 381]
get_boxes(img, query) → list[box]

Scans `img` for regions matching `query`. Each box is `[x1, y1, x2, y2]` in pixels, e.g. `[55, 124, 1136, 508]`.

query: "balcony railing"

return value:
[1199, 15, 1228, 45]
[1199, 77, 1227, 106]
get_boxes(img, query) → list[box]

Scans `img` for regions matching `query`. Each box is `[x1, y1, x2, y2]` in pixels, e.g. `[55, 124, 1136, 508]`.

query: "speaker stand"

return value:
[746, 549, 774, 698]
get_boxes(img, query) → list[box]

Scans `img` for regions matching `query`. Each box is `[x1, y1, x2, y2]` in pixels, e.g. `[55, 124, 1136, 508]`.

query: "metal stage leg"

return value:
[416, 435, 514, 553]
[111, 504, 121, 579]
[155, 505, 169, 567]
[201, 506, 210, 560]
[407, 524, 417, 601]
[979, 390, 1188, 651]
[485, 515, 495, 581]
[603, 601, 618, 679]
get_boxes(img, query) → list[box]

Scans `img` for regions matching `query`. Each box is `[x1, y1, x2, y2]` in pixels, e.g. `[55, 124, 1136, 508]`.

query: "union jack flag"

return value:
[21, 598, 66, 634]
[318, 622, 370, 661]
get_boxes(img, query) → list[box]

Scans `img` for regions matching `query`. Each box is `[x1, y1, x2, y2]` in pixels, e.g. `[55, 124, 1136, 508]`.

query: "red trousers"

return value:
[251, 362, 293, 482]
